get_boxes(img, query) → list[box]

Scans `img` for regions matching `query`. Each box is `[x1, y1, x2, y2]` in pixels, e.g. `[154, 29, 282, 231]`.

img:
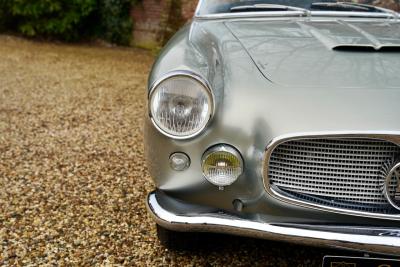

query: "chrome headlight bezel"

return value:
[148, 70, 215, 139]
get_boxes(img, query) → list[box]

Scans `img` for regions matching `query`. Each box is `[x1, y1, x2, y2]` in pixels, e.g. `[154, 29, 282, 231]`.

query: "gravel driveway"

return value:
[0, 35, 345, 266]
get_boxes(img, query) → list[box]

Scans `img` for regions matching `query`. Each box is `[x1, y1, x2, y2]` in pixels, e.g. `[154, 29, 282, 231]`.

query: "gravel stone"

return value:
[0, 35, 342, 266]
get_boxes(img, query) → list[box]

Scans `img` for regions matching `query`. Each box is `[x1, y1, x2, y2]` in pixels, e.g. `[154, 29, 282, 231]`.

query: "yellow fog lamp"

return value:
[201, 145, 243, 187]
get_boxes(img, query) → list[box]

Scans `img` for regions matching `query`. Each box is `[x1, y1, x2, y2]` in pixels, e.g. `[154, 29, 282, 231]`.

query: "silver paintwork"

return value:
[226, 19, 400, 87]
[147, 191, 400, 255]
[145, 3, 400, 254]
[148, 70, 215, 140]
[146, 18, 400, 215]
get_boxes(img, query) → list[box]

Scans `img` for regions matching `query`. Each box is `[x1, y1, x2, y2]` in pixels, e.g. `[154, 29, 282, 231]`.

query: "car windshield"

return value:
[197, 0, 400, 16]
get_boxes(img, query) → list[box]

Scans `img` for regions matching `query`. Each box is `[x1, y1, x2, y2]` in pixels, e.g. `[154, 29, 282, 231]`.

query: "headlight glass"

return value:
[202, 145, 243, 187]
[149, 73, 213, 138]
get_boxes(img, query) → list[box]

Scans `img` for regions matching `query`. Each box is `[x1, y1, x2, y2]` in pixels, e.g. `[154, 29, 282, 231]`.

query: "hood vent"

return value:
[333, 45, 400, 52]
[295, 20, 400, 52]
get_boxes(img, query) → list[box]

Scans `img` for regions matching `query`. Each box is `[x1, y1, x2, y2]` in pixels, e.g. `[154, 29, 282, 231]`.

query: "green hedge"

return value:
[0, 0, 136, 45]
[98, 0, 134, 45]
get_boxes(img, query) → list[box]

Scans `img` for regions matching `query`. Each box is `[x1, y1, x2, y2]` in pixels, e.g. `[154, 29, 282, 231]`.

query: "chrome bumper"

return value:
[146, 191, 400, 256]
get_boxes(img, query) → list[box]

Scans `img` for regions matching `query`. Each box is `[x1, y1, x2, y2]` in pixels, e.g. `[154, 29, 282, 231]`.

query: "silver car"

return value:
[144, 0, 400, 259]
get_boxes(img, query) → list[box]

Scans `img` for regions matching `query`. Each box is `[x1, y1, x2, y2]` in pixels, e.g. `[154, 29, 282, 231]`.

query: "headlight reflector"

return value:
[202, 145, 243, 187]
[149, 72, 213, 138]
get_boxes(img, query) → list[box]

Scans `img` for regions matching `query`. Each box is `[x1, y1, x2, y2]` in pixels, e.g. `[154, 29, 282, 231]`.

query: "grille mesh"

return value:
[268, 138, 400, 214]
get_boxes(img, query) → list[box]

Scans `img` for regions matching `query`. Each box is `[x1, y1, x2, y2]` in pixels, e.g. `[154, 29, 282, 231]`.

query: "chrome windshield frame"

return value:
[194, 0, 399, 20]
[195, 10, 399, 20]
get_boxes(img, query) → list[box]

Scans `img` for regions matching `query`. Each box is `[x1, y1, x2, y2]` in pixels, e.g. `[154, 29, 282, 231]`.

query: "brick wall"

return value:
[180, 0, 199, 20]
[131, 0, 198, 48]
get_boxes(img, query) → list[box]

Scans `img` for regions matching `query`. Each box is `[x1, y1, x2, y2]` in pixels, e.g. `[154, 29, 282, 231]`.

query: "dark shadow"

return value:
[164, 232, 398, 267]
[333, 46, 400, 53]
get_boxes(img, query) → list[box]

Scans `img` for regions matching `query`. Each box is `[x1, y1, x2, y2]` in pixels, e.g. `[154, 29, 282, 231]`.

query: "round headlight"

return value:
[149, 71, 214, 138]
[202, 145, 243, 187]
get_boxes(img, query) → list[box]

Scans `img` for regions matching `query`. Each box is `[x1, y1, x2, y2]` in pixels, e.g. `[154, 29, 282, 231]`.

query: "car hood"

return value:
[225, 19, 400, 88]
[149, 19, 400, 157]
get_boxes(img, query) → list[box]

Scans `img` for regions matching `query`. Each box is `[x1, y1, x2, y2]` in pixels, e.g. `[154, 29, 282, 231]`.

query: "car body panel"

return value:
[226, 19, 400, 87]
[144, 14, 400, 249]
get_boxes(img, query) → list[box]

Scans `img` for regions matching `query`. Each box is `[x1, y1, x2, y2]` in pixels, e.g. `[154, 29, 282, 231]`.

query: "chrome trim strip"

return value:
[194, 0, 204, 17]
[195, 10, 398, 20]
[263, 131, 400, 221]
[147, 191, 400, 255]
[148, 70, 215, 140]
[197, 11, 307, 19]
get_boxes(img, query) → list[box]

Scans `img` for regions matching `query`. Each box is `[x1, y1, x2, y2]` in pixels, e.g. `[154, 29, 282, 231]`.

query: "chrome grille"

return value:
[267, 138, 400, 214]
